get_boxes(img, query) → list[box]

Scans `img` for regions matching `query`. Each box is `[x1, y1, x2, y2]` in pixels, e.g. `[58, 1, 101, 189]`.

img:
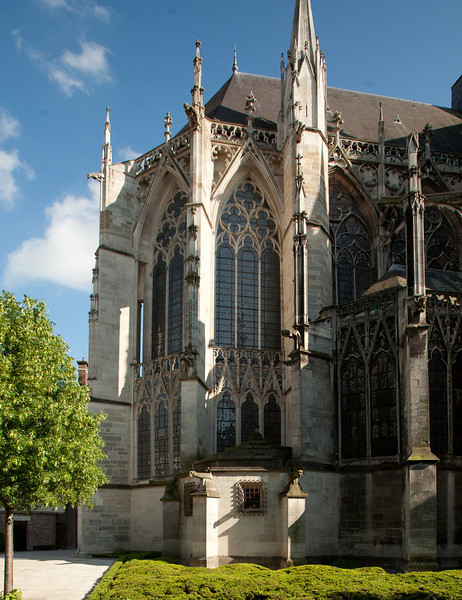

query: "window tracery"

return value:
[137, 405, 151, 479]
[329, 184, 373, 304]
[215, 181, 282, 451]
[213, 348, 284, 451]
[215, 181, 281, 350]
[337, 295, 399, 461]
[134, 354, 183, 478]
[388, 209, 460, 272]
[427, 294, 462, 456]
[216, 392, 236, 453]
[151, 191, 188, 358]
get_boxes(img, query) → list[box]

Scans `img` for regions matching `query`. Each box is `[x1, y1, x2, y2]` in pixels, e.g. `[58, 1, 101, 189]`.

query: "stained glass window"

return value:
[154, 401, 169, 477]
[215, 181, 281, 350]
[425, 209, 460, 271]
[330, 185, 373, 304]
[370, 351, 398, 457]
[429, 349, 448, 456]
[340, 356, 367, 459]
[217, 392, 236, 452]
[137, 405, 151, 479]
[452, 356, 462, 456]
[172, 398, 181, 474]
[151, 191, 188, 359]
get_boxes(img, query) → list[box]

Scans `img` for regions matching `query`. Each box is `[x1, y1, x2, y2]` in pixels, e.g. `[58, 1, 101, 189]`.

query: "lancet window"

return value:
[427, 296, 462, 457]
[134, 355, 182, 479]
[137, 405, 151, 480]
[329, 184, 373, 305]
[338, 300, 399, 461]
[214, 181, 282, 451]
[215, 181, 281, 350]
[151, 191, 188, 358]
[216, 392, 236, 453]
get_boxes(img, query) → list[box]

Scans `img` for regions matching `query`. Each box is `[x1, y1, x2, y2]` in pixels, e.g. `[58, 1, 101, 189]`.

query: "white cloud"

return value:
[3, 182, 100, 292]
[0, 110, 20, 143]
[39, 0, 110, 21]
[118, 146, 141, 162]
[61, 41, 111, 80]
[48, 65, 86, 97]
[12, 31, 111, 97]
[0, 149, 35, 209]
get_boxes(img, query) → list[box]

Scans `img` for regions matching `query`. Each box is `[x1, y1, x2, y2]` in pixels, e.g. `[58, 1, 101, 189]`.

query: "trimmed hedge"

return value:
[88, 558, 462, 600]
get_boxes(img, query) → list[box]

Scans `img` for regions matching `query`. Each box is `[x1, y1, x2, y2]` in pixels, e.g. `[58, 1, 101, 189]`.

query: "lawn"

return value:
[87, 557, 462, 600]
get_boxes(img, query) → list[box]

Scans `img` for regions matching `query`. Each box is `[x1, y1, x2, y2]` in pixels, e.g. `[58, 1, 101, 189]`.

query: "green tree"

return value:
[0, 292, 108, 596]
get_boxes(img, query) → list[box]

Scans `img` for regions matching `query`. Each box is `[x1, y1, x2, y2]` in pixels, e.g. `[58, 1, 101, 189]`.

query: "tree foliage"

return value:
[0, 291, 108, 512]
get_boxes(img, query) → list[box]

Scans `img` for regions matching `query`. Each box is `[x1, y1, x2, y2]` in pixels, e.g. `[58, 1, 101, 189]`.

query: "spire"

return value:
[233, 45, 238, 74]
[290, 0, 316, 65]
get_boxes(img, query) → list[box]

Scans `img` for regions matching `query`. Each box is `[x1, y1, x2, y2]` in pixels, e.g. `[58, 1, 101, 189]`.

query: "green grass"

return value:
[87, 557, 462, 600]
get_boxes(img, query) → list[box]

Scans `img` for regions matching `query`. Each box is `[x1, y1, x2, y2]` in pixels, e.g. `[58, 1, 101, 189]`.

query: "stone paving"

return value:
[0, 550, 114, 600]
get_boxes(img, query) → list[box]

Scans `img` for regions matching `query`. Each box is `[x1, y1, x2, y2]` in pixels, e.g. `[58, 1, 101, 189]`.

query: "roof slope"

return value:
[205, 72, 462, 153]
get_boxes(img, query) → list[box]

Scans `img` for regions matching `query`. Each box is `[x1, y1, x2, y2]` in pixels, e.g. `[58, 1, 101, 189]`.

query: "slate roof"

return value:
[205, 72, 462, 154]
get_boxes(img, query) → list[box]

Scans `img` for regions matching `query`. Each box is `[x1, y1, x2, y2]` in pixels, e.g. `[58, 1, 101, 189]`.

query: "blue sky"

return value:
[0, 0, 461, 364]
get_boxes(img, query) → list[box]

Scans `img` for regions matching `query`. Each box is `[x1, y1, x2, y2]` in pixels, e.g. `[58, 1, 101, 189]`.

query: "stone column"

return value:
[280, 470, 308, 566]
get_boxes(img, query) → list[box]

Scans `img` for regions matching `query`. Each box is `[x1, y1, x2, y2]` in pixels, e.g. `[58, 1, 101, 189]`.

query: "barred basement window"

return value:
[183, 482, 197, 517]
[236, 481, 266, 514]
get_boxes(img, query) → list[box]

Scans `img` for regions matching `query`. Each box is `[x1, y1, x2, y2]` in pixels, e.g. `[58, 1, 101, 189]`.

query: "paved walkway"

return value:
[0, 550, 114, 600]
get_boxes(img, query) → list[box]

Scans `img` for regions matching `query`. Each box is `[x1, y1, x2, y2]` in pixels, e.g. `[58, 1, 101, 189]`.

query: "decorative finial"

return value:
[233, 45, 238, 74]
[246, 91, 256, 116]
[103, 106, 111, 147]
[164, 112, 172, 142]
[379, 102, 384, 123]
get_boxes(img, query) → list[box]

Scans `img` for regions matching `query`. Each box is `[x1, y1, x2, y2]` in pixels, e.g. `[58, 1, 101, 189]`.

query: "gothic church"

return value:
[80, 0, 462, 570]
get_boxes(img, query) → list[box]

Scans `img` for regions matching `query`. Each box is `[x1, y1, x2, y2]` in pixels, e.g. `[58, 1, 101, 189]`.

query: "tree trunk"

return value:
[3, 505, 14, 596]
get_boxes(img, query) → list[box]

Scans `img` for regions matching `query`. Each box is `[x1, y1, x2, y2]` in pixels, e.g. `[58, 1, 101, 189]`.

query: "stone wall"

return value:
[339, 469, 404, 563]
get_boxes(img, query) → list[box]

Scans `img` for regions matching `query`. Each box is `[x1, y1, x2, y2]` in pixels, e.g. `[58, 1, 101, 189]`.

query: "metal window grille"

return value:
[236, 481, 266, 514]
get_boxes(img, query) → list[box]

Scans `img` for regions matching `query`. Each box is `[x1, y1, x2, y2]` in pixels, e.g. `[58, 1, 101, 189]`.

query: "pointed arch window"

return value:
[425, 209, 460, 271]
[215, 181, 281, 350]
[151, 191, 188, 358]
[429, 348, 448, 456]
[154, 401, 169, 477]
[370, 349, 398, 457]
[330, 184, 373, 304]
[340, 355, 366, 459]
[452, 354, 462, 456]
[264, 395, 281, 445]
[241, 393, 258, 443]
[216, 392, 236, 453]
[388, 208, 460, 272]
[137, 405, 151, 479]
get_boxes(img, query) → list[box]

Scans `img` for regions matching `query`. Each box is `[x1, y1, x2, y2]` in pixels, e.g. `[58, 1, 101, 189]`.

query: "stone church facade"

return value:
[80, 0, 462, 570]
